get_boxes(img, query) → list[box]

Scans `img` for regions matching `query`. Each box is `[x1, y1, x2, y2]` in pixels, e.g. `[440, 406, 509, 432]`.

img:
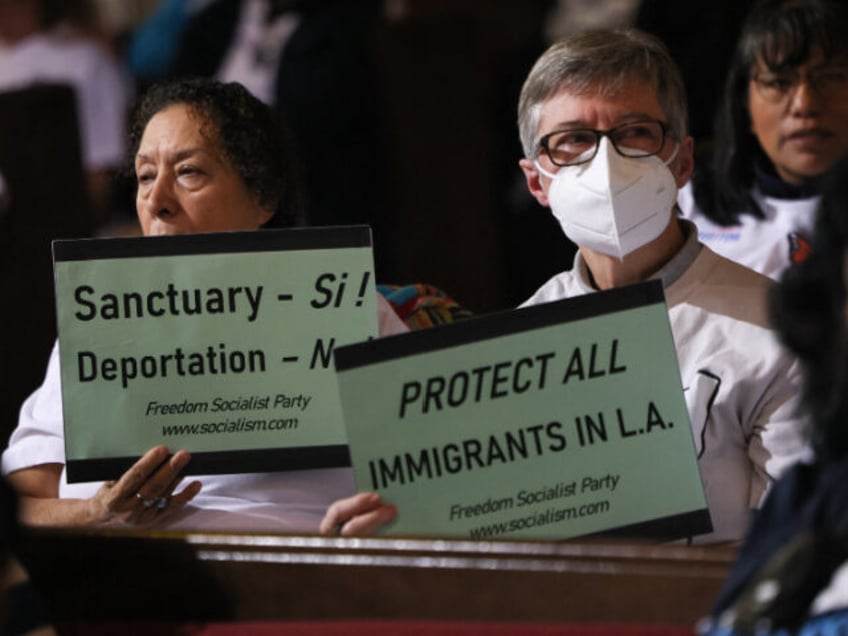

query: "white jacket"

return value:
[522, 223, 810, 543]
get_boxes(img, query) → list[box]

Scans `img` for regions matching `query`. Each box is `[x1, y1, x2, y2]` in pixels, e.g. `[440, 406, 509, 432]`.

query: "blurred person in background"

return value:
[0, 477, 54, 636]
[699, 157, 848, 634]
[126, 0, 389, 268]
[0, 0, 132, 228]
[679, 0, 848, 280]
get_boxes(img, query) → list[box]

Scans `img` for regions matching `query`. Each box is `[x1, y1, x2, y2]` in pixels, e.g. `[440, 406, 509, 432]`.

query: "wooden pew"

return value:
[19, 529, 734, 626]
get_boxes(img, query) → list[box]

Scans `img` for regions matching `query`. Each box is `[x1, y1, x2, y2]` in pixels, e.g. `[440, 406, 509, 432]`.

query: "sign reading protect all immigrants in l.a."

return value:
[334, 281, 710, 541]
[54, 226, 377, 483]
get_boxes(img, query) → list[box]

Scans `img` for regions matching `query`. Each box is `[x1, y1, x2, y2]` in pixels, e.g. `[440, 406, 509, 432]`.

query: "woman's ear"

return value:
[258, 201, 277, 227]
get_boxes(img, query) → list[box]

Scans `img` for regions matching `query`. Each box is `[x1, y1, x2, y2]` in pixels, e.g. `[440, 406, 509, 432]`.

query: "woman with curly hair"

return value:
[0, 78, 407, 532]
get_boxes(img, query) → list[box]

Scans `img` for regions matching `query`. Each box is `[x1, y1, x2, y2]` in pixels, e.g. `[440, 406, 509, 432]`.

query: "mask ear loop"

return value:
[533, 160, 558, 180]
[663, 141, 680, 167]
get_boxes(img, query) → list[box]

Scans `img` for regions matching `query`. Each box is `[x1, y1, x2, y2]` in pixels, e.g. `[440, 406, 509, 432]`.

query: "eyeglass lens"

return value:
[752, 67, 848, 102]
[542, 121, 666, 167]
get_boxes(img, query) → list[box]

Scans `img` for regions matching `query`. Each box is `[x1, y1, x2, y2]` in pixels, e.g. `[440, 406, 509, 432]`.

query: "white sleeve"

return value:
[1, 342, 67, 474]
[746, 355, 813, 508]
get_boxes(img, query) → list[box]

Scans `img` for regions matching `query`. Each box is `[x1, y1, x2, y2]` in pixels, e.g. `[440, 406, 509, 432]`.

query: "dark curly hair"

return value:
[127, 78, 306, 228]
[692, 0, 848, 226]
[770, 157, 848, 460]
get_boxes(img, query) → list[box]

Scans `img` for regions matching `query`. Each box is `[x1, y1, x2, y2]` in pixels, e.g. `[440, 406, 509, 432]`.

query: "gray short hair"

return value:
[517, 28, 689, 159]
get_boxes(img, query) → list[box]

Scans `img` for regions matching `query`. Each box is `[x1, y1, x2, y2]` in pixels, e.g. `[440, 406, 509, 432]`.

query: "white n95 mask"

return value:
[535, 137, 679, 259]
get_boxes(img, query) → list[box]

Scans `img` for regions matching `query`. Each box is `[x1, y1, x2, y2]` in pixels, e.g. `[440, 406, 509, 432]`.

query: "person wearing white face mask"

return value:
[532, 125, 680, 260]
[320, 28, 810, 544]
[516, 28, 810, 543]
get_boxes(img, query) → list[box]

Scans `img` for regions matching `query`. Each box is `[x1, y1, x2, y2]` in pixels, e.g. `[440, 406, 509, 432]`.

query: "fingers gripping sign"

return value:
[92, 445, 202, 527]
[319, 492, 398, 537]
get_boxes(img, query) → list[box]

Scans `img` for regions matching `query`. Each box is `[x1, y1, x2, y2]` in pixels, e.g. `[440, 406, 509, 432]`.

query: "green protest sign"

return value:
[334, 281, 710, 541]
[53, 226, 377, 483]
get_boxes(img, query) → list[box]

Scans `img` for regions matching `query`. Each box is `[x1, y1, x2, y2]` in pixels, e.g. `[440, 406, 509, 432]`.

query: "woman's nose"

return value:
[788, 78, 822, 118]
[145, 175, 177, 217]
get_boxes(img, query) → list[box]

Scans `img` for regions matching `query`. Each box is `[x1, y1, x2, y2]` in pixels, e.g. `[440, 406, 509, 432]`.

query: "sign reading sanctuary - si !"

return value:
[53, 226, 377, 483]
[334, 281, 711, 541]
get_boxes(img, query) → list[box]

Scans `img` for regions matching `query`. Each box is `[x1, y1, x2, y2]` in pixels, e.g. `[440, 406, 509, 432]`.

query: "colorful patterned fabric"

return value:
[377, 284, 472, 330]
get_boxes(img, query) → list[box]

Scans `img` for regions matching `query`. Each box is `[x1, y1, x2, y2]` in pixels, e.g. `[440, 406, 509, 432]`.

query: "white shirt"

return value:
[522, 222, 810, 542]
[678, 181, 819, 281]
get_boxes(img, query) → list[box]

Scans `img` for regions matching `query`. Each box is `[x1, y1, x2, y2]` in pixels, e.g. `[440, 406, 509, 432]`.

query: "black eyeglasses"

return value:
[537, 119, 672, 167]
[751, 67, 848, 103]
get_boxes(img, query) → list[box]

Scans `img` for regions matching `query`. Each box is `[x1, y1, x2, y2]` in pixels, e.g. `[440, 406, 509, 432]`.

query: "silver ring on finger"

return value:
[136, 492, 156, 509]
[153, 496, 170, 510]
[136, 492, 169, 510]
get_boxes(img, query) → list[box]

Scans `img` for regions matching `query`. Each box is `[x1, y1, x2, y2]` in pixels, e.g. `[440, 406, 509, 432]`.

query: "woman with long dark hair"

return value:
[679, 0, 848, 280]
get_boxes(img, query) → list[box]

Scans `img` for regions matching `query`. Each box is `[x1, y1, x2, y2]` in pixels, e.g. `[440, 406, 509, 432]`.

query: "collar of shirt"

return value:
[574, 219, 702, 292]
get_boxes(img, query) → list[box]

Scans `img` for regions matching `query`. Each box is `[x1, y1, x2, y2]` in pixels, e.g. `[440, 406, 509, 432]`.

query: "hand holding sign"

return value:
[320, 491, 397, 537]
[89, 445, 202, 527]
[10, 445, 201, 528]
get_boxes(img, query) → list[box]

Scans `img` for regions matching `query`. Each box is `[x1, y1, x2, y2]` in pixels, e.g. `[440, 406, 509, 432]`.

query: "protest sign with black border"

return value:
[334, 281, 711, 541]
[53, 226, 376, 482]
